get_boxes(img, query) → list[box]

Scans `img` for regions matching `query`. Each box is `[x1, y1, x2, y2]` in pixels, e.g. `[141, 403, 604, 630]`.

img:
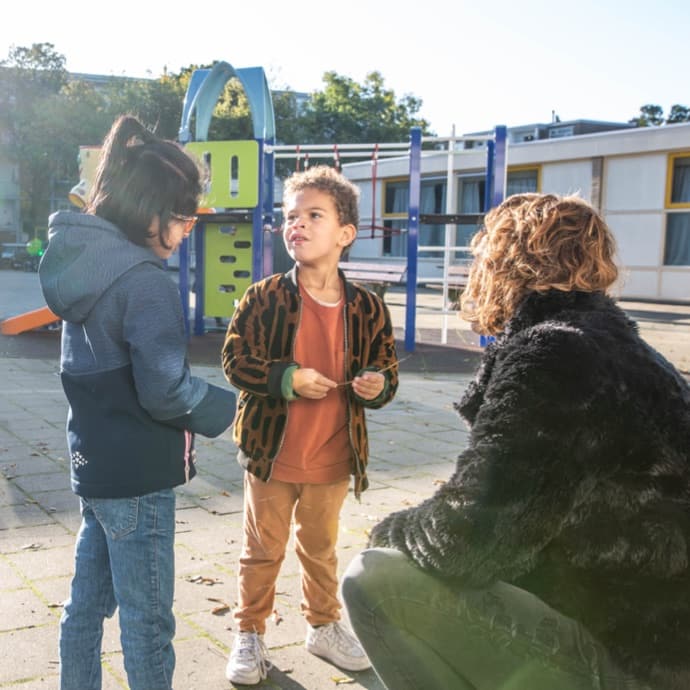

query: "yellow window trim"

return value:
[666, 152, 690, 209]
[382, 175, 415, 219]
[507, 164, 542, 192]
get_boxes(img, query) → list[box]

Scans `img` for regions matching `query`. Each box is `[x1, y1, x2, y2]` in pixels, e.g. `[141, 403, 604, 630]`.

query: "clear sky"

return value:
[3, 0, 688, 137]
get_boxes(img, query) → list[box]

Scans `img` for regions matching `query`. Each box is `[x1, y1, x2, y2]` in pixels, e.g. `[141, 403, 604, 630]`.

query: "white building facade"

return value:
[342, 122, 690, 303]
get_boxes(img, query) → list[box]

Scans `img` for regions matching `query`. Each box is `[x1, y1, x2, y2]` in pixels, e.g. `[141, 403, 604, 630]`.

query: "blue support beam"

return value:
[492, 125, 508, 208]
[405, 127, 422, 353]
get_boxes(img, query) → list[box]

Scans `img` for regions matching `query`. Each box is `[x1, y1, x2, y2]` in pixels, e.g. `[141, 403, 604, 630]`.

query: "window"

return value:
[381, 168, 539, 259]
[456, 167, 539, 258]
[664, 154, 690, 266]
[457, 176, 486, 261]
[506, 167, 540, 196]
[382, 178, 445, 257]
[382, 179, 407, 256]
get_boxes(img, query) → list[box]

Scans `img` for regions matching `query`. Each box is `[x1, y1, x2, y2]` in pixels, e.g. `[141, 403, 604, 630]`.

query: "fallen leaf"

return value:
[186, 575, 222, 586]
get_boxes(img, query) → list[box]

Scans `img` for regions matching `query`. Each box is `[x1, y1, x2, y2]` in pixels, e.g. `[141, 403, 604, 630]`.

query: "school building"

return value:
[342, 120, 690, 303]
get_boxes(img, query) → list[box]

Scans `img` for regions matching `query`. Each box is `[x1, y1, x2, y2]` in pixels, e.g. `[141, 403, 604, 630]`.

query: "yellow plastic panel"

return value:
[186, 141, 259, 208]
[203, 222, 253, 317]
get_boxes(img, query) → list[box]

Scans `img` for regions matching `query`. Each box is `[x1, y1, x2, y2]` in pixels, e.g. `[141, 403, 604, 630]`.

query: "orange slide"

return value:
[0, 305, 61, 335]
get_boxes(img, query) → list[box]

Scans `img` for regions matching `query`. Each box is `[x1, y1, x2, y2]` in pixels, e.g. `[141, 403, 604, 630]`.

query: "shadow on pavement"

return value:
[0, 329, 61, 360]
[0, 328, 483, 376]
[622, 307, 690, 324]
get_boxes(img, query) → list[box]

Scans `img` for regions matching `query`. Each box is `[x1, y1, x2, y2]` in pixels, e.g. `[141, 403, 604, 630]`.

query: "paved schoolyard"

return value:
[0, 269, 688, 689]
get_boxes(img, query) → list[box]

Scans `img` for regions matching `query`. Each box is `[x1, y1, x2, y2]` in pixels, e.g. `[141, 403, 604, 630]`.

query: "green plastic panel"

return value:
[186, 141, 259, 208]
[203, 222, 253, 317]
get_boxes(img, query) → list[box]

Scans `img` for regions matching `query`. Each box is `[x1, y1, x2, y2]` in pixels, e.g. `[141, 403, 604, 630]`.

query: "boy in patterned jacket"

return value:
[222, 165, 399, 685]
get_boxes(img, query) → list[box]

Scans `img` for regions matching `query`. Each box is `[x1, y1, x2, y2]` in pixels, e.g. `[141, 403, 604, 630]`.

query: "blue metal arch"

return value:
[178, 61, 275, 144]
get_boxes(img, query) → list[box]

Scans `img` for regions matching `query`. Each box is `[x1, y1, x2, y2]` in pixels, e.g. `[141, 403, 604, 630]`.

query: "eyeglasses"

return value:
[171, 213, 198, 236]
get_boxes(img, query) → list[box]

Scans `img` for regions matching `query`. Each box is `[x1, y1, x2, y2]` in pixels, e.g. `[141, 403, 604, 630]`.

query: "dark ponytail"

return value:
[86, 115, 203, 248]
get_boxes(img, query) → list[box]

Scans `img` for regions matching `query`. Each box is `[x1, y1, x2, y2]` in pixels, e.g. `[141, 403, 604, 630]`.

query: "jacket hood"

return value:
[40, 211, 162, 323]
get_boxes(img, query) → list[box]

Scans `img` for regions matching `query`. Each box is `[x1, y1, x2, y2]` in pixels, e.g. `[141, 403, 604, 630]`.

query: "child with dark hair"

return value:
[222, 165, 399, 685]
[39, 114, 236, 690]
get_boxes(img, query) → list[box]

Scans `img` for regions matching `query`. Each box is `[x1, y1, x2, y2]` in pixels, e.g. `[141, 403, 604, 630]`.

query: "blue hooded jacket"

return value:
[40, 211, 236, 498]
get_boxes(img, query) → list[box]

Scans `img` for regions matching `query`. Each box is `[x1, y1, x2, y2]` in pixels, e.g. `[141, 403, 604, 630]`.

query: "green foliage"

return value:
[99, 74, 187, 139]
[666, 104, 690, 124]
[630, 103, 690, 126]
[4, 40, 688, 242]
[1, 47, 432, 232]
[296, 71, 432, 145]
[0, 43, 70, 233]
[0, 45, 189, 233]
[207, 77, 254, 141]
[272, 70, 432, 177]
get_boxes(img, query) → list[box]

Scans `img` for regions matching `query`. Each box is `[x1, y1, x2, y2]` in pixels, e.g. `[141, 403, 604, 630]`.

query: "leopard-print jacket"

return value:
[222, 266, 399, 498]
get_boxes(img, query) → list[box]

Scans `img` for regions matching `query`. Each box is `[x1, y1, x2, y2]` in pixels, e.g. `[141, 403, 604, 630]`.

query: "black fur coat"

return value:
[369, 290, 690, 688]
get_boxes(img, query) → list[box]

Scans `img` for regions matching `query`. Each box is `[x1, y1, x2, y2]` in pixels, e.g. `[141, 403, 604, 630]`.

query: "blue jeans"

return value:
[342, 548, 652, 690]
[59, 489, 176, 690]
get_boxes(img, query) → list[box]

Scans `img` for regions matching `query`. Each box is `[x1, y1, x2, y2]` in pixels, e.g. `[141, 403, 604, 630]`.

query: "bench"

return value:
[423, 263, 472, 305]
[446, 264, 471, 305]
[339, 261, 407, 298]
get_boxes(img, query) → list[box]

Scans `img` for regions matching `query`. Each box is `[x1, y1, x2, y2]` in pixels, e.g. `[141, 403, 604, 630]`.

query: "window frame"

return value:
[505, 165, 541, 195]
[665, 152, 690, 209]
[663, 152, 690, 266]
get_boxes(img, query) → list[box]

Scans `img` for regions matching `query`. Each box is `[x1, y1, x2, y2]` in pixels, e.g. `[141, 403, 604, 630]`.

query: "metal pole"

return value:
[484, 140, 495, 213]
[405, 127, 422, 352]
[264, 135, 276, 276]
[179, 234, 191, 337]
[441, 126, 456, 344]
[253, 138, 265, 282]
[193, 221, 205, 336]
[492, 125, 508, 208]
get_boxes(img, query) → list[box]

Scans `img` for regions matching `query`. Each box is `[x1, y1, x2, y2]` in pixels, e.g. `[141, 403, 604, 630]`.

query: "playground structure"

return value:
[0, 305, 60, 335]
[177, 60, 507, 350]
[268, 131, 507, 349]
[1, 59, 508, 348]
[177, 61, 275, 337]
[406, 126, 506, 348]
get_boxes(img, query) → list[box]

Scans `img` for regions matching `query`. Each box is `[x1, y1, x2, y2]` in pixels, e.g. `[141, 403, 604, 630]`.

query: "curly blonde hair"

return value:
[460, 193, 619, 335]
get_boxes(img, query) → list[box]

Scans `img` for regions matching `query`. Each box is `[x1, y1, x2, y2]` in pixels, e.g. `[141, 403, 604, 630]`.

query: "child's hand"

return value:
[292, 368, 337, 399]
[351, 371, 385, 400]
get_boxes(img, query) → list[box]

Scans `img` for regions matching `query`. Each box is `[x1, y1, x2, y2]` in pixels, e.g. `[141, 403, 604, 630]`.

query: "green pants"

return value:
[342, 548, 652, 690]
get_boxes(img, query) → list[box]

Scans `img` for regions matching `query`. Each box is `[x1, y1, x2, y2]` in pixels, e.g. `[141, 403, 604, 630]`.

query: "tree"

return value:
[666, 104, 690, 124]
[99, 71, 187, 140]
[0, 43, 70, 235]
[629, 103, 690, 126]
[629, 104, 665, 127]
[1, 47, 436, 229]
[297, 71, 432, 146]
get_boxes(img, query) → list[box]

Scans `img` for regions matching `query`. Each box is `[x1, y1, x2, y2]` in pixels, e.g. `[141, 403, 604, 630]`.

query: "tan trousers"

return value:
[235, 472, 351, 634]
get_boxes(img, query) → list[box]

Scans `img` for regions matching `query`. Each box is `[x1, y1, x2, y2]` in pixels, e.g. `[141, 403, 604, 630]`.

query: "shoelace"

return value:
[237, 633, 272, 679]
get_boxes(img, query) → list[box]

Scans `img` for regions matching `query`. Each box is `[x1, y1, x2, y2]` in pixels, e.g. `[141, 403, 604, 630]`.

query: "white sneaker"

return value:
[305, 621, 371, 671]
[225, 631, 271, 685]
